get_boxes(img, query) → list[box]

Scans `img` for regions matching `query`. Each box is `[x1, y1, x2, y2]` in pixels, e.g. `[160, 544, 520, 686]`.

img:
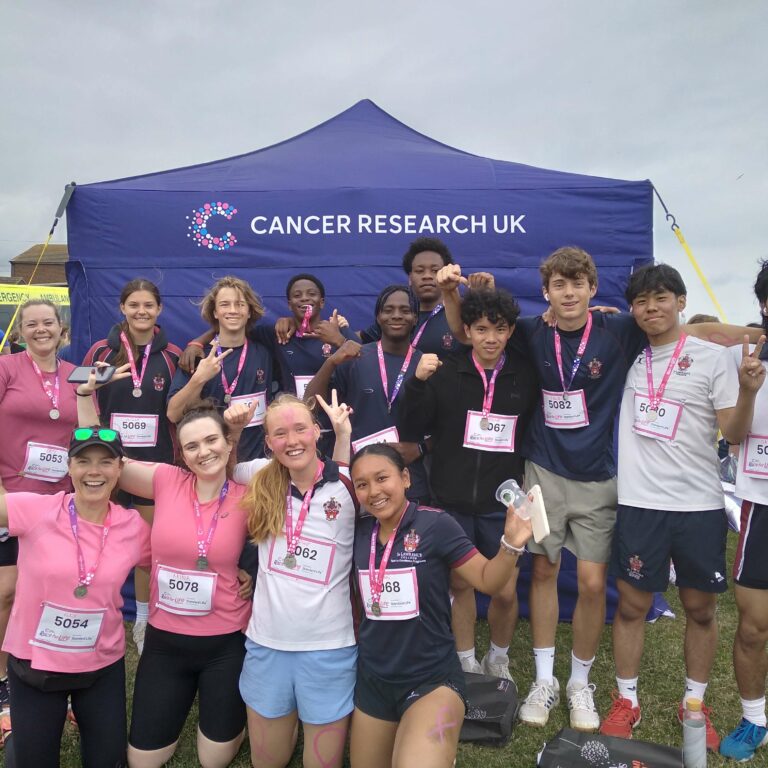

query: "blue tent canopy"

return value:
[66, 99, 653, 358]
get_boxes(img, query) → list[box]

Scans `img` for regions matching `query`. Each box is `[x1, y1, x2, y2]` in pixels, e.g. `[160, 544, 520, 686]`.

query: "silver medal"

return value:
[480, 417, 489, 430]
[645, 408, 658, 423]
[223, 394, 232, 404]
[283, 553, 297, 569]
[49, 408, 60, 420]
[132, 387, 142, 398]
[74, 585, 88, 598]
[371, 601, 382, 617]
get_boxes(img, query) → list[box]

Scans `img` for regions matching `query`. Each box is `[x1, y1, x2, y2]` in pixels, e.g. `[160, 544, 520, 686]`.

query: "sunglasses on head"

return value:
[72, 427, 119, 443]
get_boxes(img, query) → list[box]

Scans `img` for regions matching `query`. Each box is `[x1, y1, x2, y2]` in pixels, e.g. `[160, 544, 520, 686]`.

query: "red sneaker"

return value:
[678, 702, 720, 751]
[600, 691, 641, 739]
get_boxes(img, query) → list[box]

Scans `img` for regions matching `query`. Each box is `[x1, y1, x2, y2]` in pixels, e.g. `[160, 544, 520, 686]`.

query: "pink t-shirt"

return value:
[3, 492, 151, 673]
[0, 353, 78, 493]
[149, 464, 250, 636]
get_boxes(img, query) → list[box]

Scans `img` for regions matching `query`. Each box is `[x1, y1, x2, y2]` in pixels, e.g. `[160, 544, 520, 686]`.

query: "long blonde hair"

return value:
[242, 394, 318, 543]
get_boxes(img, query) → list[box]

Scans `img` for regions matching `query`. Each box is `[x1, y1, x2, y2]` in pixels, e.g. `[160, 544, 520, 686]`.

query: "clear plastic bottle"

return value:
[495, 479, 531, 520]
[682, 698, 707, 768]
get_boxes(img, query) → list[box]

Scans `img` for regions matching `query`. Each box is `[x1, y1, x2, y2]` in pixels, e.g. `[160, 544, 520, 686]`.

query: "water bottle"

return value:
[495, 479, 531, 520]
[682, 698, 707, 768]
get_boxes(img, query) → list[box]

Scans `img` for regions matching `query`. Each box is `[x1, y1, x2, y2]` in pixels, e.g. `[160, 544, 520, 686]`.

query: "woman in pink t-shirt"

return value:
[118, 401, 253, 768]
[0, 426, 151, 767]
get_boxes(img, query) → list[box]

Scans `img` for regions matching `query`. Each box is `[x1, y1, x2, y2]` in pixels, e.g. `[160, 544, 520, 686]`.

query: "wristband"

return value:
[417, 442, 428, 457]
[499, 535, 525, 555]
[187, 341, 204, 349]
[76, 390, 93, 398]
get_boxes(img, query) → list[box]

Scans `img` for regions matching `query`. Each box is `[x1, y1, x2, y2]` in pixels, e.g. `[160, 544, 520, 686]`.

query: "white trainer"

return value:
[480, 652, 514, 682]
[458, 655, 482, 674]
[566, 681, 600, 731]
[519, 678, 561, 726]
[132, 621, 147, 655]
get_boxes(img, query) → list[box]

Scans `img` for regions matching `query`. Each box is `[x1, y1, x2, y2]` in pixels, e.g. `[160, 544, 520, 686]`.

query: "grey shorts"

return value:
[524, 461, 617, 564]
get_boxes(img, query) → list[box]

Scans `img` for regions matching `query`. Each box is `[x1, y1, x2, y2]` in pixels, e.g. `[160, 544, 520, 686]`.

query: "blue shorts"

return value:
[239, 640, 357, 725]
[447, 508, 506, 560]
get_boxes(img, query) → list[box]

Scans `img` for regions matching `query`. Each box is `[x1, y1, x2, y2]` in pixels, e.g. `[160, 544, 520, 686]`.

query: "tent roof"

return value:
[84, 99, 645, 192]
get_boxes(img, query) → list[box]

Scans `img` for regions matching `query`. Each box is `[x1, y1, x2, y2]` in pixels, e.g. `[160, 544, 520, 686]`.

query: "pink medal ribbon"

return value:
[68, 497, 111, 598]
[295, 305, 314, 338]
[643, 333, 688, 419]
[120, 330, 152, 397]
[28, 352, 61, 420]
[282, 462, 324, 568]
[368, 504, 408, 616]
[470, 351, 506, 424]
[376, 341, 415, 413]
[193, 481, 229, 570]
[410, 304, 444, 349]
[214, 336, 248, 403]
[553, 311, 593, 393]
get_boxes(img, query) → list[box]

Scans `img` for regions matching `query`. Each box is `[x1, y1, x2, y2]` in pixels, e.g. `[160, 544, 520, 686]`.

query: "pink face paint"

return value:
[311, 724, 347, 768]
[426, 705, 458, 744]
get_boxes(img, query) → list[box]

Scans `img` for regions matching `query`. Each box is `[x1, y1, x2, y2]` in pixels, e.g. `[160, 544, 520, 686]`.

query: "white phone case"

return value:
[527, 484, 550, 543]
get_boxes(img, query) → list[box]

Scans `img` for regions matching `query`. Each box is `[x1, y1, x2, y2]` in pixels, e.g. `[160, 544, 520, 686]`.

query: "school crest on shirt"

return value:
[586, 357, 603, 379]
[442, 333, 454, 350]
[256, 368, 265, 384]
[153, 374, 165, 391]
[322, 343, 333, 357]
[676, 354, 693, 376]
[403, 528, 420, 552]
[627, 555, 643, 580]
[323, 497, 340, 521]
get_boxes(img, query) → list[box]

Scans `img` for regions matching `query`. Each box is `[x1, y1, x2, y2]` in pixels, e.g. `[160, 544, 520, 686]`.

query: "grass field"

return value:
[8, 532, 753, 767]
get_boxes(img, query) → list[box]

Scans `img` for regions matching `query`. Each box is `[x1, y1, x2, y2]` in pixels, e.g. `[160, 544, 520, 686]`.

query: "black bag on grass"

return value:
[537, 728, 683, 767]
[459, 672, 519, 746]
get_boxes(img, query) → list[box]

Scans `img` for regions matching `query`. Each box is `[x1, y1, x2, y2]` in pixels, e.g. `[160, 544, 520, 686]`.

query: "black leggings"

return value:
[129, 625, 246, 750]
[6, 656, 126, 768]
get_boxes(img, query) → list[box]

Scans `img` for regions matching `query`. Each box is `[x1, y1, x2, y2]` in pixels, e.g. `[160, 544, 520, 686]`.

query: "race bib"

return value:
[463, 410, 516, 452]
[542, 389, 589, 429]
[267, 535, 336, 585]
[352, 426, 399, 453]
[22, 442, 68, 482]
[358, 567, 419, 621]
[230, 392, 267, 427]
[742, 434, 768, 478]
[294, 375, 313, 400]
[31, 603, 105, 653]
[632, 393, 683, 442]
[156, 565, 216, 616]
[110, 413, 159, 447]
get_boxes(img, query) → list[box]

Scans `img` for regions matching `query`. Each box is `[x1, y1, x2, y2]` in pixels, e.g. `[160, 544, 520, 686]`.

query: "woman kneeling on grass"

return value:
[349, 444, 533, 768]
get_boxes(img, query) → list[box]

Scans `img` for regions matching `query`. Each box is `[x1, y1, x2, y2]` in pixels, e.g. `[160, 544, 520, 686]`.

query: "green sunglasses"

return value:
[72, 427, 120, 443]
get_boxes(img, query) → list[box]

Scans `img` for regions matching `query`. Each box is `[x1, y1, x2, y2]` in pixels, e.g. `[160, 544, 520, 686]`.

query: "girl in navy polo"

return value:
[348, 444, 532, 768]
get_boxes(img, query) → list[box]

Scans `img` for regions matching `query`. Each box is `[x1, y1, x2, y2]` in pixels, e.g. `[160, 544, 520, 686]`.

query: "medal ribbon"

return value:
[295, 305, 314, 338]
[470, 351, 506, 418]
[644, 333, 688, 410]
[68, 497, 111, 589]
[553, 312, 593, 393]
[193, 481, 229, 563]
[285, 462, 324, 556]
[376, 341, 415, 413]
[368, 503, 408, 610]
[410, 304, 444, 349]
[28, 352, 60, 412]
[119, 330, 152, 392]
[214, 336, 248, 400]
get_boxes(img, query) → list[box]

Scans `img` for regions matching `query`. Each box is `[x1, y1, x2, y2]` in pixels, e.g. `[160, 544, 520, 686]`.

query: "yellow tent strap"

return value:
[671, 224, 728, 323]
[0, 231, 54, 354]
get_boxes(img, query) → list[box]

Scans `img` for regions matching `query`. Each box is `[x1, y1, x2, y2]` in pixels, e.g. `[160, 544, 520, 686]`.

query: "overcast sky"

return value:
[2, 1, 765, 324]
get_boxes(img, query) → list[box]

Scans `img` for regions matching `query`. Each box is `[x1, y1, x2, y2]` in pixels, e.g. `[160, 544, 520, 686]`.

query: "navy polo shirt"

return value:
[355, 503, 477, 684]
[167, 340, 273, 461]
[332, 343, 429, 500]
[361, 307, 465, 359]
[516, 313, 646, 481]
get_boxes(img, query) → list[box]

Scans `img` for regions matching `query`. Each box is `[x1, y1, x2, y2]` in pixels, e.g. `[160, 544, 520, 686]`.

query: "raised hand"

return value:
[437, 264, 468, 292]
[330, 340, 362, 366]
[192, 345, 234, 384]
[316, 389, 353, 435]
[313, 310, 346, 346]
[224, 399, 258, 431]
[275, 316, 298, 345]
[179, 344, 205, 373]
[739, 334, 767, 393]
[415, 353, 442, 381]
[467, 272, 495, 292]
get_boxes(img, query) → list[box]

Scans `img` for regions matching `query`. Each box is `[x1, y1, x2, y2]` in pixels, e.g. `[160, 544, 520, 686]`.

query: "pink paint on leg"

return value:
[312, 724, 347, 768]
[427, 706, 458, 744]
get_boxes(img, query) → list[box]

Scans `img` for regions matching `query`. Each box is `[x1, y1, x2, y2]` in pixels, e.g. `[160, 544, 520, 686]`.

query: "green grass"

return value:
[5, 532, 751, 767]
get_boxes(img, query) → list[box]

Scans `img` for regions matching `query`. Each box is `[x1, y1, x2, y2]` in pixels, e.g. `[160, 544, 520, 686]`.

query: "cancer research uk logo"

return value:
[186, 202, 238, 251]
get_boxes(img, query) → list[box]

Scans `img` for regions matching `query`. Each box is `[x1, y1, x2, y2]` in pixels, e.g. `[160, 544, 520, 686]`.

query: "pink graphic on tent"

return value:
[186, 201, 238, 250]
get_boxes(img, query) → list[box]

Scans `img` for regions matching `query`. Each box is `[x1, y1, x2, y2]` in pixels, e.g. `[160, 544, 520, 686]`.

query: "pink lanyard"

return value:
[28, 352, 60, 419]
[376, 341, 415, 413]
[553, 312, 593, 393]
[120, 331, 152, 397]
[410, 304, 443, 349]
[214, 337, 248, 403]
[295, 305, 314, 338]
[644, 334, 688, 410]
[284, 463, 324, 561]
[193, 481, 229, 570]
[68, 497, 111, 599]
[368, 504, 408, 615]
[471, 351, 506, 417]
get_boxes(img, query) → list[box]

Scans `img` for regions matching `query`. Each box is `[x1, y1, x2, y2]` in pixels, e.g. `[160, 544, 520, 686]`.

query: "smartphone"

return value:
[527, 484, 550, 544]
[67, 365, 116, 385]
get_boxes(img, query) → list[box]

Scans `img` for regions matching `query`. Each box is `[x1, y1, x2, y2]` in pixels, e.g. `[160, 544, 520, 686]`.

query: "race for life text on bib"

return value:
[22, 442, 68, 482]
[267, 535, 336, 585]
[541, 389, 589, 429]
[632, 393, 683, 442]
[110, 413, 159, 447]
[463, 411, 516, 452]
[358, 567, 419, 621]
[32, 603, 106, 653]
[156, 565, 217, 616]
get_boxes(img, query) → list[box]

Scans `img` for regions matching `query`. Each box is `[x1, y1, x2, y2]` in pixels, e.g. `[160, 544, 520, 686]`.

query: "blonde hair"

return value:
[199, 276, 265, 330]
[241, 394, 318, 543]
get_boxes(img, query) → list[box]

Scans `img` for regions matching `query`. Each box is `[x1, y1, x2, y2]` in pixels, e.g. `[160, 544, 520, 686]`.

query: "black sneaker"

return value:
[0, 677, 9, 711]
